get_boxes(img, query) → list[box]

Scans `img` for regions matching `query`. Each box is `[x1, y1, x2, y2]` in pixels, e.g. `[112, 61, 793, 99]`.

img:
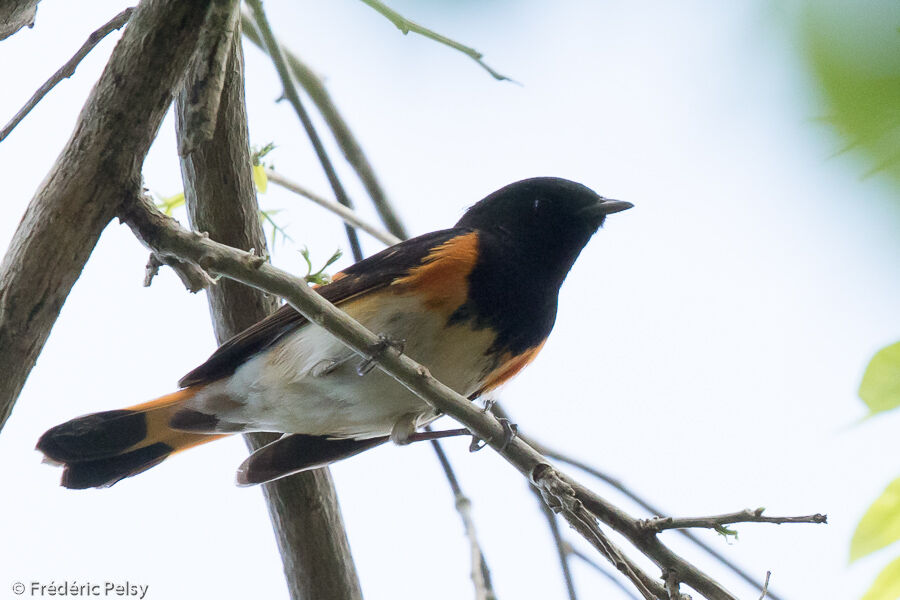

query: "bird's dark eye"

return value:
[495, 225, 512, 238]
[533, 199, 540, 213]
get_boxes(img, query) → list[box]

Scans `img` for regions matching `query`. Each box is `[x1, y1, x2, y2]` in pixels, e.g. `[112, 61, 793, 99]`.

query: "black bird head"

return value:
[448, 177, 632, 355]
[456, 177, 632, 289]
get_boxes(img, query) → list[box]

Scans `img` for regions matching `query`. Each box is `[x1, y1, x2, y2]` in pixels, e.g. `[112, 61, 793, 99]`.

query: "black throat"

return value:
[449, 229, 577, 355]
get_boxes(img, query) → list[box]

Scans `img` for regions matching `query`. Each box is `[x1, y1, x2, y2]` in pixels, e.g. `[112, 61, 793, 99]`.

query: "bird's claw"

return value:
[468, 418, 517, 452]
[357, 334, 406, 376]
[497, 418, 518, 451]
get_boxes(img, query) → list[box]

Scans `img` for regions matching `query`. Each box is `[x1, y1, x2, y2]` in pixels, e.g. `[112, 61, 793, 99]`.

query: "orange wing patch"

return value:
[478, 340, 547, 395]
[391, 232, 479, 315]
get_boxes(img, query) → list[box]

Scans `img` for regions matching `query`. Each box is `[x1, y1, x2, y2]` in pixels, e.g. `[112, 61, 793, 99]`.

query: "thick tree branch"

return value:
[0, 0, 213, 432]
[0, 7, 133, 143]
[174, 14, 363, 600]
[243, 1, 363, 261]
[119, 192, 768, 600]
[240, 14, 408, 240]
[177, 0, 239, 156]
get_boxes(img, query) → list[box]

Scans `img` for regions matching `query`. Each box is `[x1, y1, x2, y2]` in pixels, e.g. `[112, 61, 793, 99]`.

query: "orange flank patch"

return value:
[479, 340, 547, 394]
[391, 232, 479, 314]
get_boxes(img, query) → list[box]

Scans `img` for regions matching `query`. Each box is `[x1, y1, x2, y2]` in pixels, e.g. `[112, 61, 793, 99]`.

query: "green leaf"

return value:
[252, 164, 268, 194]
[859, 342, 900, 415]
[156, 192, 185, 216]
[714, 525, 739, 540]
[851, 477, 900, 562]
[251, 142, 276, 166]
[298, 246, 342, 286]
[862, 555, 900, 600]
[800, 1, 900, 187]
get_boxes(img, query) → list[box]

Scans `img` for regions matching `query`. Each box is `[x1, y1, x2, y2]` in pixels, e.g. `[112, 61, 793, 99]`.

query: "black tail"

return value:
[37, 389, 226, 489]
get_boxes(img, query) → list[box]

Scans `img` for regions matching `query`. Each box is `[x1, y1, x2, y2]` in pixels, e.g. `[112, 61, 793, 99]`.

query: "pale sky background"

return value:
[1, 1, 899, 599]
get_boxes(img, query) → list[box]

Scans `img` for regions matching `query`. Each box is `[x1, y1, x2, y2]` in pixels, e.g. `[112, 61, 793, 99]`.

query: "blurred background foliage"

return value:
[799, 1, 900, 598]
[800, 0, 900, 191]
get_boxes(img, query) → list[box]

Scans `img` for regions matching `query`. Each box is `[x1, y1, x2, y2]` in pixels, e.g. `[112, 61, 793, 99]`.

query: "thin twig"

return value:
[266, 169, 401, 246]
[758, 571, 771, 600]
[533, 465, 670, 600]
[0, 7, 134, 143]
[507, 412, 784, 600]
[428, 429, 496, 600]
[240, 13, 408, 240]
[243, 2, 363, 261]
[567, 546, 642, 600]
[642, 509, 828, 532]
[535, 493, 579, 600]
[358, 0, 512, 82]
[663, 569, 681, 600]
[143, 251, 214, 292]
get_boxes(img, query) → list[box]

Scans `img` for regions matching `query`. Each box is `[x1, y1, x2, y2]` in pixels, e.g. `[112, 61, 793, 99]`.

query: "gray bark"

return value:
[174, 15, 364, 600]
[0, 0, 213, 431]
[0, 0, 39, 40]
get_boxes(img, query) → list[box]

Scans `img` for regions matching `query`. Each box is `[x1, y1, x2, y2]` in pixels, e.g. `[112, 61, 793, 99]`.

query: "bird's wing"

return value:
[177, 229, 464, 387]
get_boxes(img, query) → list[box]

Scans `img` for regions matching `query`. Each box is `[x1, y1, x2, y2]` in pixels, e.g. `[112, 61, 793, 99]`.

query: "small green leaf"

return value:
[156, 192, 185, 216]
[298, 247, 342, 286]
[859, 342, 900, 415]
[851, 477, 900, 562]
[251, 142, 276, 166]
[253, 164, 268, 194]
[714, 525, 738, 540]
[862, 555, 900, 600]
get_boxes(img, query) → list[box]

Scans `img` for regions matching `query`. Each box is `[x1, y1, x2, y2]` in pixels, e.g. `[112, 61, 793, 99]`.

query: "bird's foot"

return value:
[468, 417, 517, 452]
[357, 334, 406, 376]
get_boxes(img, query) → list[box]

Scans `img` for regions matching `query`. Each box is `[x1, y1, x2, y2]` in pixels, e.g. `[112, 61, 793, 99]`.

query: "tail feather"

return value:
[237, 434, 389, 486]
[37, 388, 228, 489]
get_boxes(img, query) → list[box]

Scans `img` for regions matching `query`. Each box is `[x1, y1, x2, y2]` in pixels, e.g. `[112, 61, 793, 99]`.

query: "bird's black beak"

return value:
[583, 197, 634, 218]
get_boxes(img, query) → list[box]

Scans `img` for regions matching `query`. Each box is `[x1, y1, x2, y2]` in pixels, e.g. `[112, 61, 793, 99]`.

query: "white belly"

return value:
[188, 295, 497, 438]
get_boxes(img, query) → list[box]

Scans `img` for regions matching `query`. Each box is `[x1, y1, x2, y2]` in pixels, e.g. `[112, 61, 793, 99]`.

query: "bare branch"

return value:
[0, 0, 214, 432]
[266, 169, 401, 246]
[120, 191, 752, 600]
[143, 251, 214, 292]
[0, 7, 133, 143]
[358, 0, 513, 82]
[240, 13, 408, 240]
[641, 509, 827, 533]
[758, 572, 771, 600]
[243, 2, 363, 261]
[532, 466, 669, 600]
[508, 414, 786, 600]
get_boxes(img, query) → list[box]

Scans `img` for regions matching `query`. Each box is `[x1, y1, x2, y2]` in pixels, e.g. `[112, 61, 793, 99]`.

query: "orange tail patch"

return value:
[37, 387, 228, 489]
